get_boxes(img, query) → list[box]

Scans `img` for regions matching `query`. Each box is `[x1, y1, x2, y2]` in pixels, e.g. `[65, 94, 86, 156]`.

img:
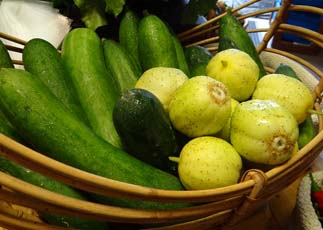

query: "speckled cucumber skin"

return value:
[119, 9, 142, 71]
[0, 68, 189, 210]
[61, 28, 122, 148]
[23, 38, 89, 124]
[138, 15, 179, 70]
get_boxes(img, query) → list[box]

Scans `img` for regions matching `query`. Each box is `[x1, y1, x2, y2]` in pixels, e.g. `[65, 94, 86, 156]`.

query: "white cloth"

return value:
[0, 0, 71, 65]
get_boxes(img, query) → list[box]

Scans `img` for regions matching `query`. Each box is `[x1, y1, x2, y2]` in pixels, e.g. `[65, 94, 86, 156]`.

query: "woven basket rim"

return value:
[1, 0, 323, 227]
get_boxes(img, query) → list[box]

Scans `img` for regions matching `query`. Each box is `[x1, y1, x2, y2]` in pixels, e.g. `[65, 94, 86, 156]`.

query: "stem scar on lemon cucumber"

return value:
[0, 71, 188, 209]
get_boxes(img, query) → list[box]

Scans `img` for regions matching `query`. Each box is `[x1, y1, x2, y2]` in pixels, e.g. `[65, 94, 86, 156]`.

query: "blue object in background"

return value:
[273, 0, 323, 45]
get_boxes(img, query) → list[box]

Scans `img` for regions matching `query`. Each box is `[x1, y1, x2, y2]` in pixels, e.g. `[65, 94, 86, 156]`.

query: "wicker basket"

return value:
[0, 0, 323, 229]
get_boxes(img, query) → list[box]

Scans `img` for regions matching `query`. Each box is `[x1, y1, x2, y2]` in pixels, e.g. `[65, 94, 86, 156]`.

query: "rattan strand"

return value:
[1, 0, 323, 229]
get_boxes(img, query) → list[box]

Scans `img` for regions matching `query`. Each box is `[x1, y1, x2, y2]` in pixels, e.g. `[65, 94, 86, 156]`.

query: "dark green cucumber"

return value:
[113, 88, 179, 173]
[138, 15, 179, 71]
[0, 110, 24, 143]
[0, 40, 14, 68]
[0, 68, 188, 210]
[102, 39, 141, 95]
[184, 46, 213, 77]
[119, 9, 142, 70]
[23, 38, 88, 124]
[275, 63, 299, 80]
[218, 10, 266, 78]
[171, 35, 190, 76]
[61, 28, 122, 148]
[0, 103, 108, 229]
[274, 63, 317, 148]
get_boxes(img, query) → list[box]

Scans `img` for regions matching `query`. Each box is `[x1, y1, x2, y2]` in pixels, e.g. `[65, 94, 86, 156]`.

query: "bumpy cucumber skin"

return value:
[113, 88, 179, 173]
[274, 63, 317, 148]
[138, 15, 179, 71]
[218, 11, 266, 78]
[0, 68, 188, 210]
[184, 46, 213, 77]
[119, 9, 142, 71]
[0, 40, 14, 68]
[23, 38, 89, 125]
[0, 102, 108, 229]
[102, 39, 141, 95]
[171, 35, 190, 76]
[61, 28, 122, 148]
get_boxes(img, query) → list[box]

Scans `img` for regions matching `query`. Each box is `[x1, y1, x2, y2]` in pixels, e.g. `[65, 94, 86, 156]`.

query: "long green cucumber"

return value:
[119, 9, 142, 71]
[218, 10, 266, 78]
[61, 28, 122, 148]
[171, 35, 190, 77]
[274, 63, 317, 148]
[23, 38, 89, 124]
[0, 104, 108, 229]
[138, 15, 179, 71]
[0, 68, 188, 210]
[0, 40, 14, 68]
[102, 39, 141, 95]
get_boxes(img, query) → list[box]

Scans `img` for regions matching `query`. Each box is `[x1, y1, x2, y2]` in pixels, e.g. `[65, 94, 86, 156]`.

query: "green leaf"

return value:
[105, 0, 126, 17]
[73, 0, 107, 30]
[181, 0, 218, 25]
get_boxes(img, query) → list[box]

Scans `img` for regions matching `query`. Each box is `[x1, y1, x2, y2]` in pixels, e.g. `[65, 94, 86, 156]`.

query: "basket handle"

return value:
[257, 0, 292, 53]
[224, 169, 268, 226]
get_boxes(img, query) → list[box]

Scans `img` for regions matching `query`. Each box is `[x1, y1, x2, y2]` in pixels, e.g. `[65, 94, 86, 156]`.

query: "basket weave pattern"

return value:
[0, 0, 323, 229]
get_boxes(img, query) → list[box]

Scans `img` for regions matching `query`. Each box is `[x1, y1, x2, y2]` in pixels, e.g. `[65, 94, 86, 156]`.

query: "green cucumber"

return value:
[0, 110, 24, 143]
[275, 63, 299, 80]
[0, 101, 108, 229]
[113, 88, 179, 173]
[61, 28, 122, 148]
[0, 68, 188, 210]
[0, 40, 14, 68]
[218, 10, 266, 78]
[102, 39, 141, 95]
[171, 35, 190, 76]
[23, 38, 89, 124]
[119, 9, 142, 70]
[138, 15, 179, 71]
[274, 63, 317, 148]
[184, 46, 213, 77]
[298, 115, 316, 149]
